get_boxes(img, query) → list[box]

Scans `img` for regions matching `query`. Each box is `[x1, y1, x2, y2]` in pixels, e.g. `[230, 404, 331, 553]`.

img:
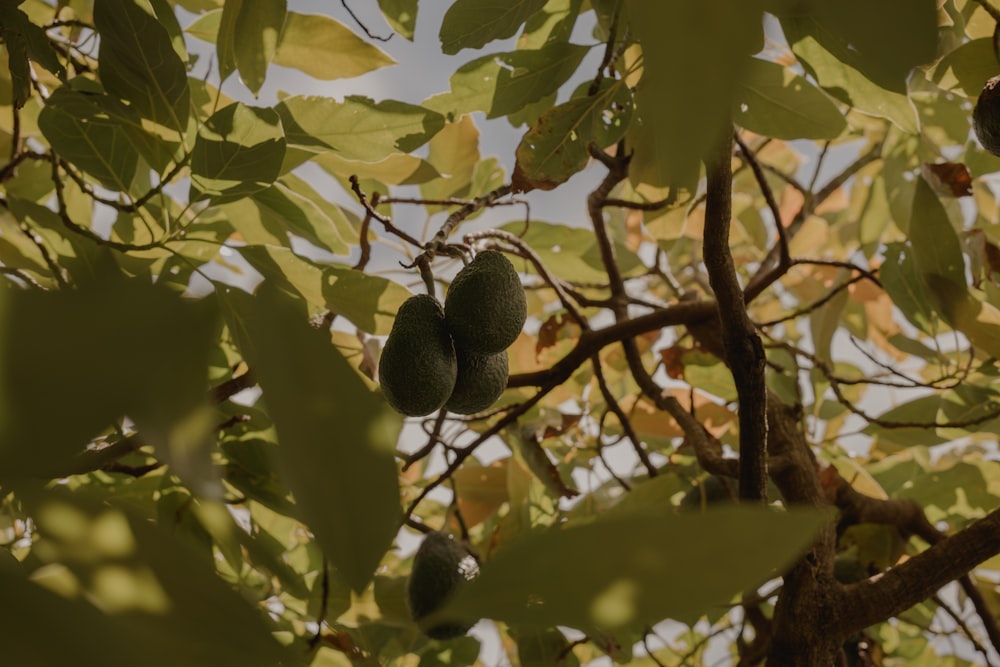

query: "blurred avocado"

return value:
[407, 532, 480, 640]
[445, 250, 527, 355]
[974, 75, 1000, 157]
[679, 475, 735, 511]
[446, 348, 508, 415]
[379, 294, 456, 417]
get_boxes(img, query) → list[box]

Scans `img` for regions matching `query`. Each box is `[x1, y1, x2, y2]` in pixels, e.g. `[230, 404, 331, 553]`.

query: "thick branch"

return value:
[702, 132, 768, 502]
[837, 508, 1000, 635]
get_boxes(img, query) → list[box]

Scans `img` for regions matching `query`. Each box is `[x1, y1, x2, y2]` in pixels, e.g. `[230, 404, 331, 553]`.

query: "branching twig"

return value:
[734, 131, 789, 270]
[348, 176, 423, 248]
[426, 184, 513, 250]
[591, 355, 657, 477]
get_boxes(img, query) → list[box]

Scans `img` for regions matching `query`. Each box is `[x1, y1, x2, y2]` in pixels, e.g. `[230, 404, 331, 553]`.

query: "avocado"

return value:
[444, 251, 527, 355]
[407, 532, 480, 640]
[446, 348, 508, 415]
[379, 294, 457, 417]
[679, 475, 734, 511]
[974, 75, 1000, 157]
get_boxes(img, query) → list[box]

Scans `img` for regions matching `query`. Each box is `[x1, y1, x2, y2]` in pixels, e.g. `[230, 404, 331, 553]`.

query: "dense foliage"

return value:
[3, 1, 1000, 665]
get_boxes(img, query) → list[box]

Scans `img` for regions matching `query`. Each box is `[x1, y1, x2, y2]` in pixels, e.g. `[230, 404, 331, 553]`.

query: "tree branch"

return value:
[837, 507, 1000, 637]
[702, 131, 768, 502]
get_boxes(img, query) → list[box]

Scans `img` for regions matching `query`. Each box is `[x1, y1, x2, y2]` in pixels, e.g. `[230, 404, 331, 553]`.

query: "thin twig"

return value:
[340, 0, 392, 41]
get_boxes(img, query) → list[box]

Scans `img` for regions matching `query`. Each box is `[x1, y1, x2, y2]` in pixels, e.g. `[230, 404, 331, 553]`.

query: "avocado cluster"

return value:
[407, 531, 480, 639]
[379, 250, 526, 417]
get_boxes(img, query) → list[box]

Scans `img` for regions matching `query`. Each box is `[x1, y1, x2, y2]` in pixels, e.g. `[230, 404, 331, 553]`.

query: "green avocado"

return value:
[379, 294, 457, 417]
[445, 250, 527, 356]
[407, 532, 480, 640]
[446, 348, 508, 415]
[975, 75, 1000, 157]
[679, 475, 734, 511]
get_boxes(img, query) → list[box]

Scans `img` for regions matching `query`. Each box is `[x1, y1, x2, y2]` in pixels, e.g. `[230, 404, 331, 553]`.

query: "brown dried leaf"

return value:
[923, 162, 973, 197]
[536, 313, 581, 357]
[659, 345, 688, 379]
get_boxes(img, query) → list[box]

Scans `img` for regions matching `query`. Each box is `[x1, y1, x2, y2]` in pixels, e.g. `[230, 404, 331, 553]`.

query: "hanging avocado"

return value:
[379, 294, 457, 417]
[444, 251, 527, 356]
[407, 532, 480, 640]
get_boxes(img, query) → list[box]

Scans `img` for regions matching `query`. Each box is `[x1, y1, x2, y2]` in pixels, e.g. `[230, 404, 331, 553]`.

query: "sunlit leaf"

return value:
[735, 58, 846, 140]
[909, 176, 968, 322]
[439, 0, 548, 55]
[322, 264, 414, 335]
[94, 0, 190, 132]
[223, 284, 403, 592]
[438, 507, 824, 630]
[931, 38, 996, 98]
[251, 182, 351, 256]
[277, 95, 444, 162]
[770, 0, 937, 94]
[190, 102, 286, 204]
[0, 4, 65, 108]
[38, 87, 140, 191]
[314, 151, 442, 186]
[238, 245, 326, 309]
[217, 0, 286, 95]
[880, 244, 936, 335]
[513, 79, 632, 192]
[500, 220, 643, 282]
[426, 42, 590, 120]
[377, 0, 418, 40]
[785, 34, 917, 133]
[273, 12, 395, 81]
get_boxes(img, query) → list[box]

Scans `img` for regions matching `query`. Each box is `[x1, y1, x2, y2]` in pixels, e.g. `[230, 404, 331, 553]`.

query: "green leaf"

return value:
[38, 87, 140, 191]
[909, 176, 967, 306]
[94, 0, 190, 132]
[931, 38, 996, 98]
[513, 79, 633, 192]
[0, 5, 66, 108]
[438, 507, 824, 630]
[314, 151, 442, 186]
[238, 244, 327, 309]
[625, 0, 763, 187]
[809, 282, 849, 362]
[190, 102, 286, 204]
[501, 220, 643, 282]
[377, 0, 418, 40]
[419, 115, 482, 208]
[0, 274, 219, 482]
[515, 627, 581, 667]
[251, 182, 351, 256]
[18, 490, 290, 666]
[439, 0, 548, 55]
[784, 34, 917, 133]
[427, 42, 590, 120]
[276, 95, 444, 162]
[879, 243, 936, 335]
[323, 263, 414, 335]
[223, 284, 403, 592]
[485, 42, 590, 120]
[735, 58, 846, 140]
[0, 571, 162, 667]
[770, 0, 937, 94]
[217, 0, 286, 95]
[273, 12, 395, 80]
